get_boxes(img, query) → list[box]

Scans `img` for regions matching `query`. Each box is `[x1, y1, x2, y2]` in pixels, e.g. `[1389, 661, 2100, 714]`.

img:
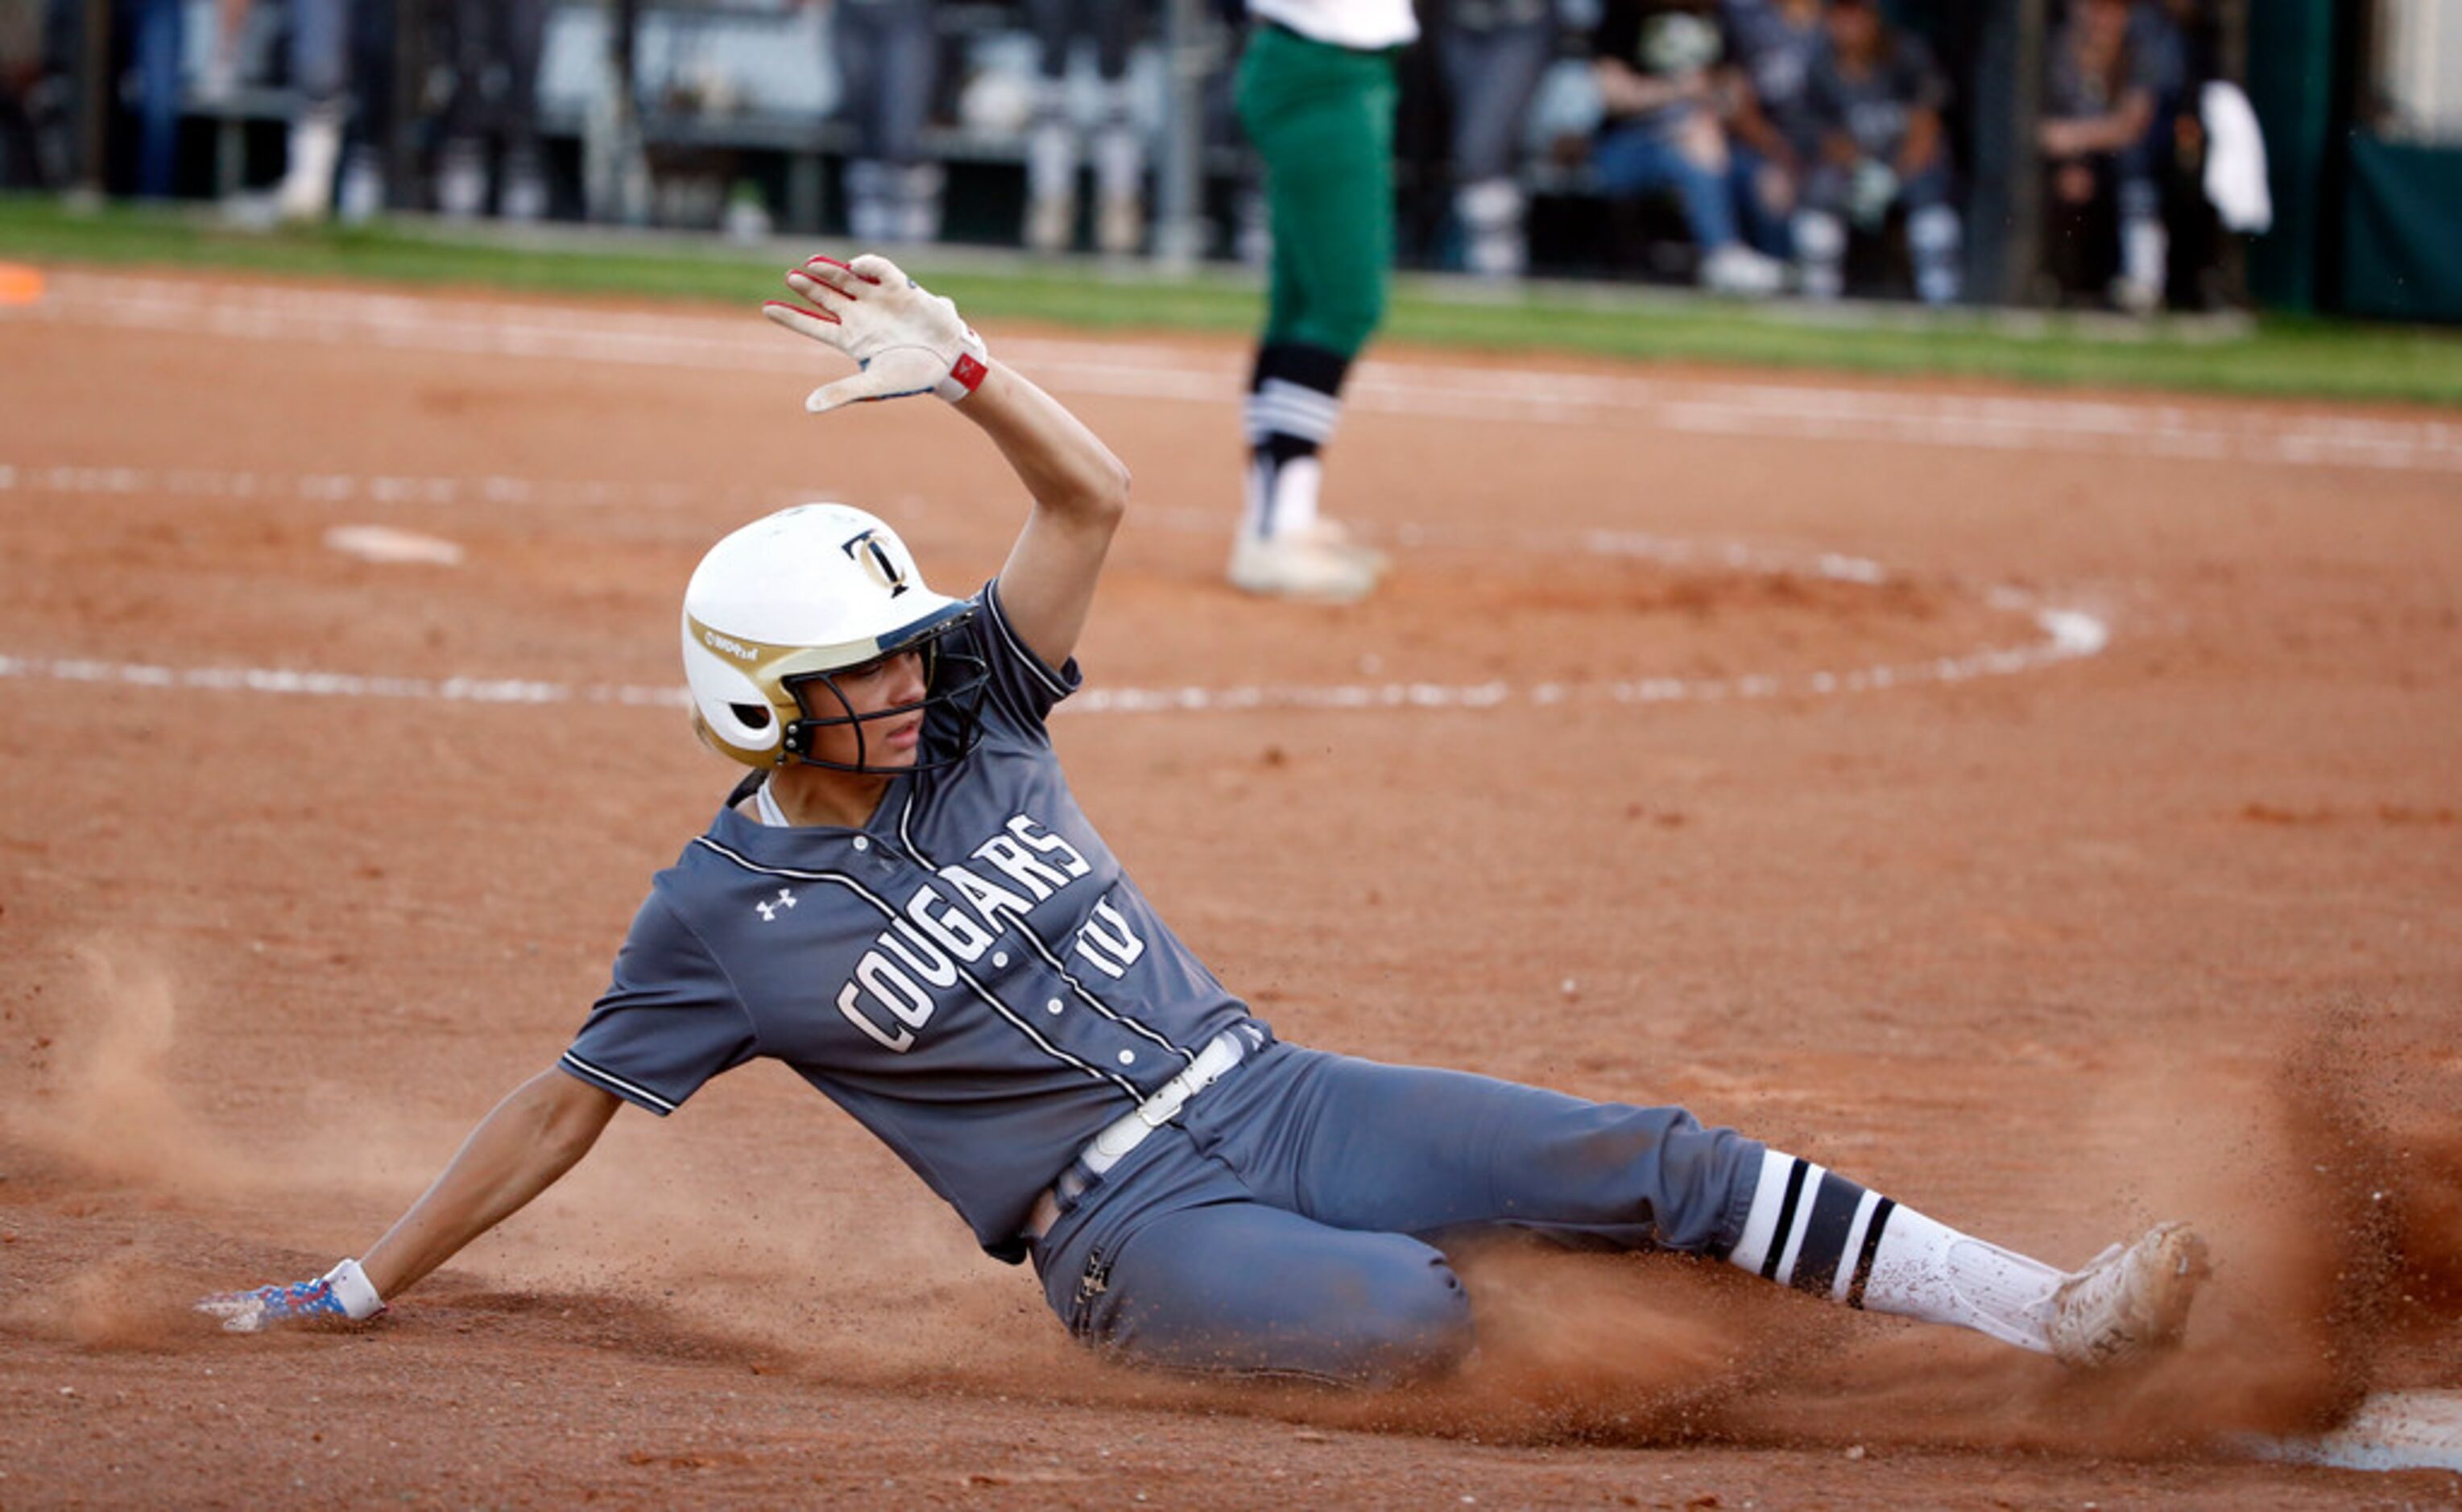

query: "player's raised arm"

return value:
[761, 253, 1130, 671]
[196, 1068, 619, 1331]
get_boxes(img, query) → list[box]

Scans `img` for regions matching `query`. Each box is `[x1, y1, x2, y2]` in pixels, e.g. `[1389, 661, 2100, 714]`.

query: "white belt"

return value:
[1027, 1030, 1249, 1238]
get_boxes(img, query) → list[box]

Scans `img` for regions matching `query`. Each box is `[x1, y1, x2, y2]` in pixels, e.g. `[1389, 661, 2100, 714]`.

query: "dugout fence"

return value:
[31, 0, 2462, 320]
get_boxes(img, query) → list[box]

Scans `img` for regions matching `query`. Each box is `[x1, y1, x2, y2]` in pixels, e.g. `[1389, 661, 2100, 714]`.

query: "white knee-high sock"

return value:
[1725, 1149, 2061, 1354]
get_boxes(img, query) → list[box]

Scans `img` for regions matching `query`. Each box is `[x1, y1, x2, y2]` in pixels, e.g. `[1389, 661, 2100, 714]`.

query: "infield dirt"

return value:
[1, 271, 2457, 1507]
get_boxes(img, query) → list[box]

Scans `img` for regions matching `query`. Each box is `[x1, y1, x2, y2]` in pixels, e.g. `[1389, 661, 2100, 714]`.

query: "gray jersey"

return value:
[2044, 10, 2171, 125]
[1806, 34, 1946, 164]
[1719, 0, 1826, 157]
[561, 581, 1269, 1262]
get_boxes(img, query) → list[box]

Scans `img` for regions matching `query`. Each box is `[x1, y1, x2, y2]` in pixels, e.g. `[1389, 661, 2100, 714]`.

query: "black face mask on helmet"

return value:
[771, 618, 993, 776]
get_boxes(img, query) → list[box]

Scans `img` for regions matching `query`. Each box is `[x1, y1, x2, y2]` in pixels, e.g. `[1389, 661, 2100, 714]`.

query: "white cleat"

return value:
[1698, 242, 1786, 298]
[1227, 523, 1387, 604]
[2046, 1221, 2211, 1368]
[1025, 193, 1074, 254]
[1096, 195, 1144, 257]
[437, 139, 488, 221]
[272, 107, 343, 224]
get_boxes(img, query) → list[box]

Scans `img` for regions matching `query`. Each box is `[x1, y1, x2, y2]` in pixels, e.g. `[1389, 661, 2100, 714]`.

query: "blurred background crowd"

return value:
[1, 0, 2455, 320]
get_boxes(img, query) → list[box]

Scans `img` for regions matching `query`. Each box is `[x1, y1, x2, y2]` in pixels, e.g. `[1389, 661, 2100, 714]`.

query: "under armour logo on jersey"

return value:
[755, 887, 798, 922]
[841, 529, 911, 597]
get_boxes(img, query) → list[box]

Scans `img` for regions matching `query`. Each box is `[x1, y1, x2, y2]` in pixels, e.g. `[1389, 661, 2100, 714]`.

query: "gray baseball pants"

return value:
[1028, 1040, 1764, 1385]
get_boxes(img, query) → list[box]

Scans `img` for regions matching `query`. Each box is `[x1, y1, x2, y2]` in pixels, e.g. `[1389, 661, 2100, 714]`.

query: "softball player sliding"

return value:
[201, 257, 2209, 1386]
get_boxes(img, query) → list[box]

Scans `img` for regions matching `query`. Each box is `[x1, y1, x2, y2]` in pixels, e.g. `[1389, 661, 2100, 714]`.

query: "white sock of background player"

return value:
[1724, 1148, 2067, 1352]
[1241, 342, 1348, 543]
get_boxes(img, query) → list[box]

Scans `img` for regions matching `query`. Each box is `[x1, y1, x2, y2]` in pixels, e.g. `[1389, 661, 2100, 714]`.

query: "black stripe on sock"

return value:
[1844, 1197, 1897, 1310]
[1251, 340, 1351, 397]
[1258, 432, 1319, 465]
[1789, 1172, 1868, 1299]
[1758, 1158, 1811, 1281]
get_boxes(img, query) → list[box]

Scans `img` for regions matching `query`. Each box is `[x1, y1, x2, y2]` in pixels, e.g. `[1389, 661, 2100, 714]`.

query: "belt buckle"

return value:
[1137, 1083, 1190, 1128]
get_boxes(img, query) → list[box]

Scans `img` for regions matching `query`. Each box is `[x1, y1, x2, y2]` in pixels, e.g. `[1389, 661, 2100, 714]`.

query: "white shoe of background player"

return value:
[437, 138, 488, 221]
[1227, 520, 1387, 604]
[1025, 192, 1074, 254]
[1698, 242, 1785, 298]
[273, 106, 342, 223]
[2046, 1221, 2211, 1367]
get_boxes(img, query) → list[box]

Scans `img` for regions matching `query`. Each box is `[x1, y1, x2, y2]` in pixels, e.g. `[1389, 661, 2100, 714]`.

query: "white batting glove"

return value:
[195, 1258, 387, 1333]
[761, 253, 991, 413]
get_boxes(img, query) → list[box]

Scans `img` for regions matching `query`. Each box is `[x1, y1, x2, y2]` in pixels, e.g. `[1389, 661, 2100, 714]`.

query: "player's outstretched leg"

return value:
[1726, 1151, 2212, 1367]
[1212, 1050, 2211, 1369]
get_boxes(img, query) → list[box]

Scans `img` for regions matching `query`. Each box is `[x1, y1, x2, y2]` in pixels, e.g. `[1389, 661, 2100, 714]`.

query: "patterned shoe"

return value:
[196, 1277, 353, 1333]
[2046, 1221, 2210, 1367]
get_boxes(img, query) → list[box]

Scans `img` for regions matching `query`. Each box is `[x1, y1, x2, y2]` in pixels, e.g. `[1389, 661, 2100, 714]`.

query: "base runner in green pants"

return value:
[1228, 2, 1417, 602]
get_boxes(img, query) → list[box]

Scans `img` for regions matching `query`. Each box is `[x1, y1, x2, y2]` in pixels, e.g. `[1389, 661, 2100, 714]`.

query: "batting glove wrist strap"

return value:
[761, 253, 991, 413]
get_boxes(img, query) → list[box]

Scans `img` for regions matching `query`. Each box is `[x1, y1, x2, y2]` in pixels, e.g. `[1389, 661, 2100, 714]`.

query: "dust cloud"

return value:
[4, 1258, 211, 1350]
[3, 941, 242, 1194]
[673, 1002, 2462, 1459]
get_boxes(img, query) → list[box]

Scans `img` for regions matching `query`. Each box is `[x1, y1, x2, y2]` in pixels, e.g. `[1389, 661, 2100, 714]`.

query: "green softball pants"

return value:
[1235, 24, 1398, 359]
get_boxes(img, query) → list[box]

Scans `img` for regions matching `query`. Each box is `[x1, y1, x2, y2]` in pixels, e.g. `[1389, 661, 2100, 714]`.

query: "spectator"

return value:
[1588, 0, 1785, 295]
[0, 1, 36, 187]
[115, 0, 186, 198]
[436, 0, 548, 221]
[826, 0, 944, 244]
[1021, 0, 1144, 255]
[1434, 0, 1558, 280]
[1717, 0, 1827, 259]
[0, 0, 70, 189]
[210, 0, 353, 218]
[2039, 0, 2173, 312]
[1794, 0, 1958, 304]
[331, 0, 393, 221]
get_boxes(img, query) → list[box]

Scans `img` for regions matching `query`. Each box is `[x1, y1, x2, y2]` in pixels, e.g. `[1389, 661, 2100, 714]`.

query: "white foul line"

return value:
[0, 459, 1893, 578]
[14, 272, 2460, 476]
[0, 605, 2105, 717]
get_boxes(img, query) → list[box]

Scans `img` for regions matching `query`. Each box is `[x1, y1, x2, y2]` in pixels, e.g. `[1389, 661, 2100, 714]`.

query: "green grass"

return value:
[7, 194, 2460, 407]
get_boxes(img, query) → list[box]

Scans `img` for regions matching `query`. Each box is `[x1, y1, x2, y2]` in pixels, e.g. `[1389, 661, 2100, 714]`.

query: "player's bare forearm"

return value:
[2042, 93, 2154, 159]
[970, 358, 1132, 671]
[1897, 109, 1943, 179]
[967, 359, 1130, 539]
[1728, 96, 1793, 171]
[359, 1068, 620, 1299]
[1594, 59, 1700, 120]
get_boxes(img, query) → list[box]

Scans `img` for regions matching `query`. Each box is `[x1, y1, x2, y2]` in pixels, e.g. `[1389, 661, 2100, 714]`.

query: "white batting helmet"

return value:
[680, 503, 987, 772]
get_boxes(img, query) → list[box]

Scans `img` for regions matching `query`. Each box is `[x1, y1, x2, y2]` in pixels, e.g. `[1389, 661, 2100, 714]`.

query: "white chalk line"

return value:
[0, 459, 1893, 580]
[0, 452, 2103, 713]
[0, 605, 2105, 717]
[16, 272, 2460, 476]
[2240, 1389, 2462, 1474]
